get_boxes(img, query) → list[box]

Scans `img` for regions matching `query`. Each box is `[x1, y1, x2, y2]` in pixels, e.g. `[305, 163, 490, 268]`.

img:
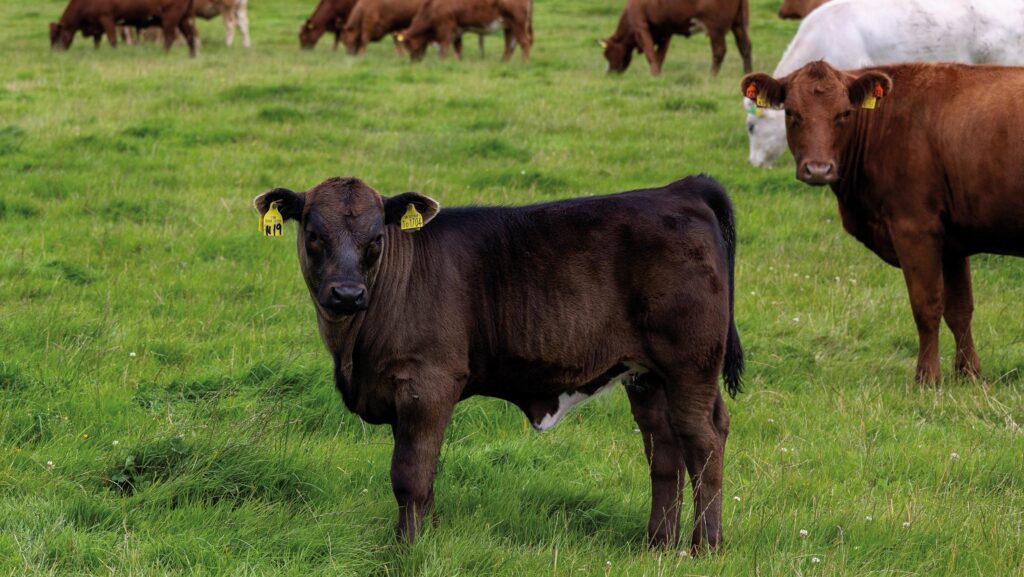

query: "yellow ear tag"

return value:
[261, 201, 284, 237]
[756, 91, 768, 108]
[861, 94, 877, 109]
[400, 204, 424, 231]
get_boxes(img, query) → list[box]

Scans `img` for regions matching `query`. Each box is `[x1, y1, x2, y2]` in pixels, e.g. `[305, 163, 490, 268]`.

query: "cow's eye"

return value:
[306, 230, 322, 251]
[373, 234, 383, 246]
[835, 110, 852, 124]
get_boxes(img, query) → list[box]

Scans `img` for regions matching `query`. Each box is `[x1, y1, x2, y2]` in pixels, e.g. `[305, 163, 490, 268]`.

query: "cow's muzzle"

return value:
[798, 160, 837, 186]
[322, 282, 368, 314]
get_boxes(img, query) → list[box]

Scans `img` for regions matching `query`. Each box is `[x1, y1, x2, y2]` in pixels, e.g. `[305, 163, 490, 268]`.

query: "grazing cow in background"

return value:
[745, 0, 1024, 168]
[49, 0, 197, 55]
[777, 0, 829, 19]
[742, 61, 1024, 382]
[300, 0, 357, 50]
[397, 0, 532, 61]
[254, 175, 744, 553]
[602, 0, 751, 76]
[340, 0, 421, 55]
[193, 0, 250, 47]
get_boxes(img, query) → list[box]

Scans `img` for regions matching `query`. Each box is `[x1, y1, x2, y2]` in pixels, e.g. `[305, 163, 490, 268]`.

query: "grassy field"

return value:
[2, 0, 1023, 574]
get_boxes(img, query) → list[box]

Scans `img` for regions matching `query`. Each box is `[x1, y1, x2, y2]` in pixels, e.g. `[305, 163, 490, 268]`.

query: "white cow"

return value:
[745, 0, 1024, 168]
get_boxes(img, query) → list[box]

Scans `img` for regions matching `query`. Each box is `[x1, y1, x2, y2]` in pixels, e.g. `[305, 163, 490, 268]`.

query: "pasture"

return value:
[1, 0, 1023, 574]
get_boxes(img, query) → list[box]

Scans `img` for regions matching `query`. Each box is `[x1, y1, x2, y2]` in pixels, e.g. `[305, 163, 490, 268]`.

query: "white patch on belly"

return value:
[532, 363, 649, 432]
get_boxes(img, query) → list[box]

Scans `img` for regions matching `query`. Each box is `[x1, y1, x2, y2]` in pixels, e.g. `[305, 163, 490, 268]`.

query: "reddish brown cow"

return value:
[300, 0, 357, 50]
[602, 0, 751, 76]
[777, 0, 829, 19]
[340, 0, 421, 55]
[742, 61, 1024, 383]
[397, 0, 532, 61]
[49, 0, 197, 56]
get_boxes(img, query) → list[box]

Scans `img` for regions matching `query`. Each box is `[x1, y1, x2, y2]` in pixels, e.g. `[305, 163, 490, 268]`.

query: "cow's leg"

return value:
[478, 32, 484, 58]
[943, 255, 981, 378]
[178, 18, 198, 57]
[626, 374, 687, 549]
[634, 23, 660, 75]
[453, 34, 464, 60]
[708, 28, 727, 76]
[391, 380, 456, 544]
[237, 1, 251, 48]
[654, 35, 671, 71]
[510, 20, 530, 61]
[93, 34, 102, 48]
[731, 22, 752, 73]
[223, 8, 237, 47]
[501, 28, 514, 61]
[101, 16, 117, 47]
[332, 32, 341, 51]
[893, 233, 945, 383]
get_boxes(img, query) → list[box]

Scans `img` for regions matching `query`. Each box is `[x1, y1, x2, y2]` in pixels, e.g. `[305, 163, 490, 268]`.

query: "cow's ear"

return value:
[741, 73, 785, 108]
[847, 71, 892, 107]
[254, 187, 305, 221]
[384, 192, 440, 230]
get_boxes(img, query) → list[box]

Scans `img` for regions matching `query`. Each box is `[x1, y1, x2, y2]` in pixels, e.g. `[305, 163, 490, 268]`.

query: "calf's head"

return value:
[741, 61, 891, 185]
[254, 177, 439, 320]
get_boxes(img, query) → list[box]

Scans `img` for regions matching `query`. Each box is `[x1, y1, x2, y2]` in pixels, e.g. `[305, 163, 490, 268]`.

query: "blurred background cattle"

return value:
[49, 0, 197, 55]
[776, 0, 829, 19]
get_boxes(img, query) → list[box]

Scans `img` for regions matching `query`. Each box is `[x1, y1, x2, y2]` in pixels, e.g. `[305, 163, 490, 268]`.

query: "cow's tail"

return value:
[691, 175, 744, 398]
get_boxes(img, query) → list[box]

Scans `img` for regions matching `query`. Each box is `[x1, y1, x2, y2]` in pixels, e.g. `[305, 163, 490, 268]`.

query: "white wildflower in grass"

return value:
[750, 291, 757, 296]
[902, 522, 911, 529]
[950, 452, 959, 460]
[799, 529, 809, 538]
[781, 447, 789, 453]
[129, 352, 137, 357]
[793, 317, 800, 323]
[733, 496, 741, 502]
[768, 418, 775, 423]
[865, 515, 873, 521]
[112, 440, 119, 447]
[811, 557, 821, 564]
[46, 461, 54, 471]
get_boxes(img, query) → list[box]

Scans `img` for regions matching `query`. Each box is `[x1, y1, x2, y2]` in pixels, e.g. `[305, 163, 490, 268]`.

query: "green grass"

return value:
[2, 0, 1023, 575]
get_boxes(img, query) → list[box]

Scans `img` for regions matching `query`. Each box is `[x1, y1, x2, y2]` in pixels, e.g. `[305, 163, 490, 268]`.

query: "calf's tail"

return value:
[691, 176, 745, 398]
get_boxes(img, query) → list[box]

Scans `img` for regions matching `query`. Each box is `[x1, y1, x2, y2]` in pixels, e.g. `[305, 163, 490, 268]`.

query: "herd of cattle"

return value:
[44, 0, 1023, 558]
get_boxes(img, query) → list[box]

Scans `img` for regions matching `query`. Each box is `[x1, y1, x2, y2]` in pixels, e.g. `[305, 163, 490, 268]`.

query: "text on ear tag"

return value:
[755, 92, 768, 108]
[261, 201, 284, 237]
[400, 204, 424, 231]
[861, 94, 877, 109]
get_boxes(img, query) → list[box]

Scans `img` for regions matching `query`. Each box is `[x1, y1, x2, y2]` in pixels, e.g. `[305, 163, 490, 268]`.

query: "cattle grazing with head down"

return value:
[300, 0, 357, 50]
[254, 175, 744, 553]
[340, 0, 421, 55]
[49, 0, 197, 56]
[777, 0, 828, 19]
[744, 0, 1024, 168]
[742, 60, 1024, 383]
[602, 0, 751, 77]
[397, 0, 532, 61]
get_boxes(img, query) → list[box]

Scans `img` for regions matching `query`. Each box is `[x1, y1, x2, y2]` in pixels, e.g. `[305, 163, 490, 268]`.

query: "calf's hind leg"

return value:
[626, 374, 687, 548]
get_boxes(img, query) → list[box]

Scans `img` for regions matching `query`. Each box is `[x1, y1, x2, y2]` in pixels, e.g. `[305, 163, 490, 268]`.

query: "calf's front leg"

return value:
[390, 381, 455, 543]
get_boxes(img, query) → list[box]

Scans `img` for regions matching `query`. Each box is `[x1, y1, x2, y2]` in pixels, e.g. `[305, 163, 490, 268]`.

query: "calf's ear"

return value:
[741, 73, 785, 108]
[253, 187, 305, 221]
[384, 192, 440, 230]
[847, 71, 893, 107]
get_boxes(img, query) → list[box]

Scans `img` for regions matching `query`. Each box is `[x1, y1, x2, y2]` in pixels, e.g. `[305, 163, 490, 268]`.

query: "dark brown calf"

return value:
[742, 61, 1024, 382]
[300, 0, 357, 49]
[777, 0, 829, 19]
[340, 0, 421, 55]
[602, 0, 751, 76]
[254, 176, 744, 553]
[49, 0, 197, 56]
[398, 0, 532, 61]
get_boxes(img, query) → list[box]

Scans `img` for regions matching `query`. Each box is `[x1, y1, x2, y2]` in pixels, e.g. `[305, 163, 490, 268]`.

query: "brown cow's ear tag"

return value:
[862, 82, 884, 110]
[746, 84, 769, 108]
[400, 204, 424, 231]
[261, 201, 284, 237]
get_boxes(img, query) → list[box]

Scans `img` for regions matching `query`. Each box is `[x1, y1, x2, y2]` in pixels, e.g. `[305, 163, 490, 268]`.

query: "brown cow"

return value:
[741, 61, 1024, 383]
[300, 0, 357, 50]
[777, 0, 829, 19]
[253, 176, 744, 553]
[340, 0, 421, 55]
[49, 0, 197, 56]
[602, 0, 751, 76]
[397, 0, 532, 61]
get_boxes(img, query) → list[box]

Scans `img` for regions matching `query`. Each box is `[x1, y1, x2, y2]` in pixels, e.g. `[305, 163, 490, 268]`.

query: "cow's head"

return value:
[299, 19, 322, 49]
[396, 30, 429, 61]
[340, 22, 360, 54]
[744, 98, 787, 168]
[49, 22, 73, 49]
[601, 37, 632, 73]
[254, 177, 439, 320]
[741, 61, 891, 185]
